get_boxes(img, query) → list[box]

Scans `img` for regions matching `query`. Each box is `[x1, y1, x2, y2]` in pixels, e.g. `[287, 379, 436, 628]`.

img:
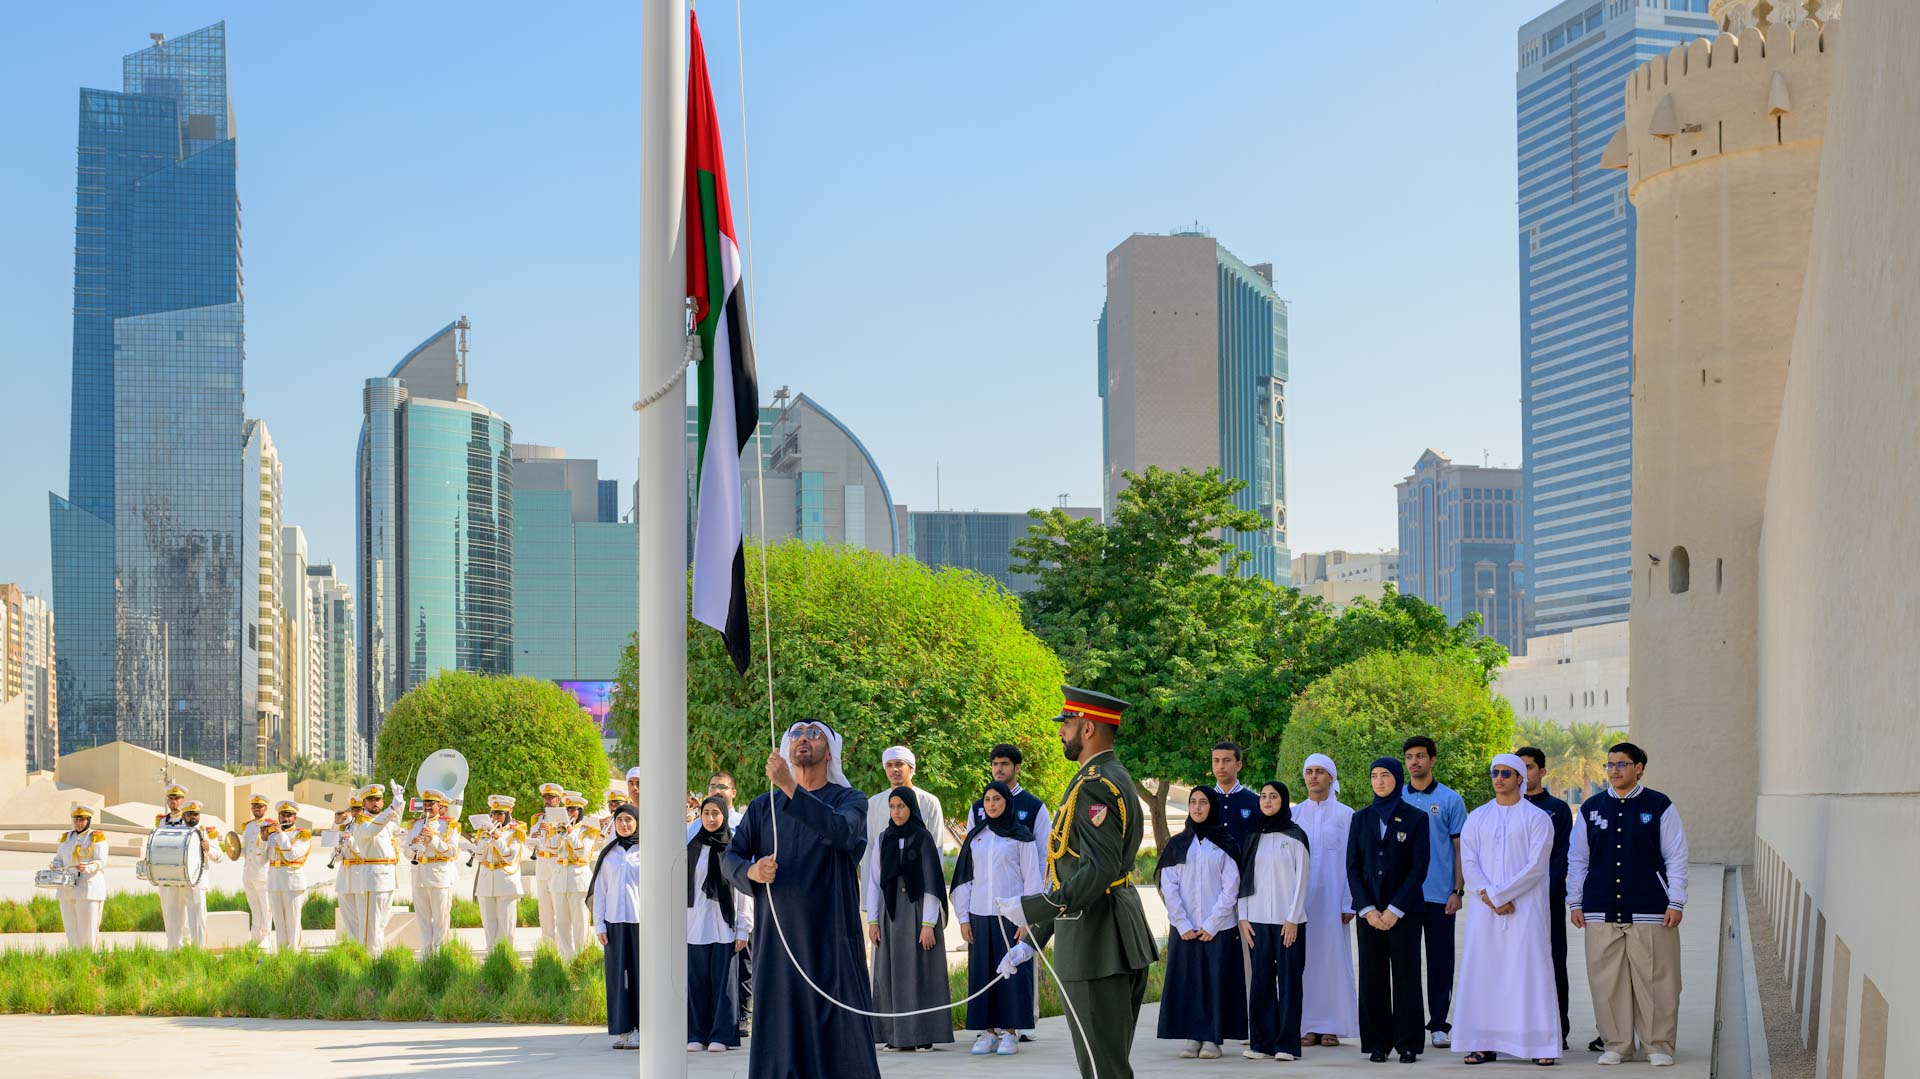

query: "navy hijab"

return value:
[1237, 780, 1312, 899]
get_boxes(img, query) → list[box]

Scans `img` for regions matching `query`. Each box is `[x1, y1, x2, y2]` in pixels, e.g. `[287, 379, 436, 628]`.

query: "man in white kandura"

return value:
[238, 793, 276, 947]
[861, 746, 944, 908]
[1452, 753, 1559, 1067]
[265, 800, 312, 952]
[53, 803, 108, 950]
[406, 788, 460, 954]
[348, 781, 405, 951]
[1294, 753, 1359, 1048]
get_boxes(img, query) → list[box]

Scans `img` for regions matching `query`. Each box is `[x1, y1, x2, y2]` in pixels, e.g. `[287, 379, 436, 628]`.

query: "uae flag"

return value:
[687, 11, 759, 675]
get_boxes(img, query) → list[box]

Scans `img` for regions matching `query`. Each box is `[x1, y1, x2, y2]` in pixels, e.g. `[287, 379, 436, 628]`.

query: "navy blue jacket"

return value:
[1346, 798, 1432, 918]
[1526, 788, 1574, 902]
[1213, 784, 1263, 852]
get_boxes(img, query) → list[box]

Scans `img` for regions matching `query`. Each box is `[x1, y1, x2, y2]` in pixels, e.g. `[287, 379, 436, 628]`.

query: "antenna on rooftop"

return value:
[150, 33, 166, 47]
[454, 316, 471, 400]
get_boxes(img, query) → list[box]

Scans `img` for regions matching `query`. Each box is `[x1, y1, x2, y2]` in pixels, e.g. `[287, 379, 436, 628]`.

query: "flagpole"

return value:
[638, 1, 689, 1075]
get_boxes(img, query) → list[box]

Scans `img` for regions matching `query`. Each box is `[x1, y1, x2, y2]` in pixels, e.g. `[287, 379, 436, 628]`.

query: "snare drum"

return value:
[145, 825, 206, 887]
[34, 868, 80, 889]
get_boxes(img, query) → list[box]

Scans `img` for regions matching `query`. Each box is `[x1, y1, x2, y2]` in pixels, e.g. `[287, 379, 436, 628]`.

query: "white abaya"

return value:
[1452, 797, 1559, 1060]
[1293, 795, 1359, 1038]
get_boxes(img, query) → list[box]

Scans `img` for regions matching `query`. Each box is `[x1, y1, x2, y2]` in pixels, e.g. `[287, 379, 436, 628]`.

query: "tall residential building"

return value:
[6, 589, 58, 773]
[906, 507, 1102, 593]
[510, 445, 637, 682]
[1396, 450, 1525, 653]
[1098, 229, 1290, 584]
[357, 319, 512, 746]
[47, 23, 249, 765]
[1516, 0, 1718, 641]
[280, 526, 319, 763]
[684, 390, 899, 555]
[242, 420, 287, 767]
[306, 563, 359, 769]
[1, 585, 21, 705]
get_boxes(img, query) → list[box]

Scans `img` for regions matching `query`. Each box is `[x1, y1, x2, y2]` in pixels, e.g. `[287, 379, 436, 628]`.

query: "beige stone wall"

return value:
[1619, 19, 1834, 862]
[1102, 234, 1220, 509]
[1754, 1, 1916, 1072]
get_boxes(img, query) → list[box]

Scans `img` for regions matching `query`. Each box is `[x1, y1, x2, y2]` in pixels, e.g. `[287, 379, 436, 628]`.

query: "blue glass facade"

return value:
[1215, 249, 1290, 586]
[512, 462, 636, 682]
[49, 23, 248, 764]
[908, 508, 1102, 594]
[1517, 0, 1716, 641]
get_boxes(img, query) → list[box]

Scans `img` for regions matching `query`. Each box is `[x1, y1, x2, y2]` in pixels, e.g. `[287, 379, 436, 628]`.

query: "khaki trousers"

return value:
[244, 879, 273, 945]
[1584, 921, 1681, 1058]
[60, 898, 102, 950]
[270, 890, 305, 951]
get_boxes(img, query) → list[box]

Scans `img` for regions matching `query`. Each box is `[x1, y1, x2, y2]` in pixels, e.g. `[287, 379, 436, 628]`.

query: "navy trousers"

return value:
[1549, 897, 1570, 1039]
[1246, 922, 1306, 1058]
[688, 941, 741, 1046]
[604, 921, 640, 1036]
[1414, 900, 1454, 1033]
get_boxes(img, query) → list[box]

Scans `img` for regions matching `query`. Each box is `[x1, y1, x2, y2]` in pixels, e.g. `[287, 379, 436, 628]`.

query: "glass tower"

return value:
[907, 508, 1103, 593]
[1396, 451, 1526, 653]
[48, 23, 248, 764]
[1516, 0, 1716, 641]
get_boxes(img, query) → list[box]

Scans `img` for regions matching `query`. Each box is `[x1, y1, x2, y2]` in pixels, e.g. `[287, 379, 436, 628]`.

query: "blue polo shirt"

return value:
[1400, 778, 1467, 905]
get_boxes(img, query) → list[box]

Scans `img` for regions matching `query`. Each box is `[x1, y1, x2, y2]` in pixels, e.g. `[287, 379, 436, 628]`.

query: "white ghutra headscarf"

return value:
[1302, 752, 1341, 796]
[781, 719, 850, 787]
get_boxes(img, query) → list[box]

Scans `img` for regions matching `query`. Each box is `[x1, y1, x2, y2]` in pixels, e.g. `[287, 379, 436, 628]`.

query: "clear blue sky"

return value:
[0, 1, 1548, 598]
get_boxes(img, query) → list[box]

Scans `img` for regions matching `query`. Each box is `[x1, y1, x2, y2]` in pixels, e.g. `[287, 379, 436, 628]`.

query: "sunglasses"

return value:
[1491, 768, 1519, 779]
[788, 724, 828, 740]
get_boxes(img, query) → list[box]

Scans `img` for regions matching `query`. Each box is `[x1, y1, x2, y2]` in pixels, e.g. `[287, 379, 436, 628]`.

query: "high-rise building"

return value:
[906, 508, 1102, 593]
[684, 391, 899, 555]
[280, 526, 320, 763]
[1097, 229, 1290, 584]
[306, 563, 358, 769]
[1516, 0, 1718, 641]
[47, 23, 249, 764]
[510, 445, 637, 682]
[357, 319, 512, 746]
[3, 588, 58, 774]
[242, 420, 287, 767]
[0, 585, 21, 705]
[1396, 450, 1525, 653]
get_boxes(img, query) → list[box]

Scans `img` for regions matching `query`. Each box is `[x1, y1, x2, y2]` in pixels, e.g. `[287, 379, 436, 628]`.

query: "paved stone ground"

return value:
[3, 866, 1722, 1078]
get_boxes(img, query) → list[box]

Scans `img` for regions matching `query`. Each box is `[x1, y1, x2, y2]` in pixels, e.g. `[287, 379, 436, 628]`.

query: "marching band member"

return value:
[348, 782, 405, 952]
[239, 794, 275, 947]
[528, 782, 566, 950]
[154, 783, 191, 946]
[548, 791, 600, 960]
[332, 798, 360, 942]
[406, 788, 461, 954]
[265, 800, 311, 952]
[53, 803, 107, 950]
[176, 800, 227, 950]
[598, 789, 625, 850]
[466, 794, 527, 952]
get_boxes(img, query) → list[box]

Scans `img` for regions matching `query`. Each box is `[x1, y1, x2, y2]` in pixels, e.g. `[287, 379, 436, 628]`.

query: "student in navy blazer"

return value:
[1345, 757, 1432, 1063]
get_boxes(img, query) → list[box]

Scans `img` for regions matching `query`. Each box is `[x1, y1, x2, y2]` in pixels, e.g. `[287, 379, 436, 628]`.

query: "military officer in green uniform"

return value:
[997, 686, 1158, 1079]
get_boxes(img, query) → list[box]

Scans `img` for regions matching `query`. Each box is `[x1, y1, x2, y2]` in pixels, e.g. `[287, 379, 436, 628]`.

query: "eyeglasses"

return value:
[1490, 769, 1519, 779]
[1602, 762, 1636, 772]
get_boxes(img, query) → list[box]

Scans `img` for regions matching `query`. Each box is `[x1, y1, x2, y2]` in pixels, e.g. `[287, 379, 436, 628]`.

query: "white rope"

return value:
[631, 331, 696, 412]
[720, 4, 1096, 1064]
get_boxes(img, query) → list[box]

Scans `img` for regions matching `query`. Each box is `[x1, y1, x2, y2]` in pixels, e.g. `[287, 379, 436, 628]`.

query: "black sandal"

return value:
[1465, 1051, 1499, 1065]
[1534, 1059, 1557, 1067]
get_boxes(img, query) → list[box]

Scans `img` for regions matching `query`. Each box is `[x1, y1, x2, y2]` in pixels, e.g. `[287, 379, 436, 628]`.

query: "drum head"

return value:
[183, 828, 204, 884]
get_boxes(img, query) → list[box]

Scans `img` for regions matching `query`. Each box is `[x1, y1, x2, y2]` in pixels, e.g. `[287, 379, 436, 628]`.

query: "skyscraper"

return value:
[357, 319, 513, 746]
[1396, 450, 1525, 653]
[47, 23, 248, 764]
[906, 508, 1102, 593]
[306, 563, 358, 770]
[281, 525, 319, 763]
[1516, 0, 1717, 641]
[1098, 229, 1291, 584]
[242, 420, 286, 767]
[510, 445, 637, 683]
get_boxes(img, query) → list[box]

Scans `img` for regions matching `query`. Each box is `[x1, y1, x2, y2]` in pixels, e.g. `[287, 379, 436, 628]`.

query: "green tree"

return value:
[374, 672, 610, 819]
[612, 541, 1071, 826]
[1013, 466, 1277, 848]
[1277, 651, 1518, 812]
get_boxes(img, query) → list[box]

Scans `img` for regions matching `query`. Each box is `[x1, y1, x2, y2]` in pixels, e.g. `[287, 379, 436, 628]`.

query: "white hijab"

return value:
[1302, 752, 1341, 797]
[780, 719, 850, 788]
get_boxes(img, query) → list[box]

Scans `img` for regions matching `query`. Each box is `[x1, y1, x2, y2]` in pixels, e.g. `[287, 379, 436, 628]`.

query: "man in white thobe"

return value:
[1293, 752, 1359, 1046]
[860, 746, 944, 921]
[1452, 753, 1559, 1065]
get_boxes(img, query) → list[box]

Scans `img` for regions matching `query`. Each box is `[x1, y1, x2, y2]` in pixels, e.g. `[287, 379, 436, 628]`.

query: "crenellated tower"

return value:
[1607, 11, 1839, 861]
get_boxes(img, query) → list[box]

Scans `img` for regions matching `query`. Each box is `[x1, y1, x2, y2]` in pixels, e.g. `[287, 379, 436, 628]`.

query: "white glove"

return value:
[392, 782, 405, 805]
[996, 941, 1036, 978]
[996, 895, 1029, 929]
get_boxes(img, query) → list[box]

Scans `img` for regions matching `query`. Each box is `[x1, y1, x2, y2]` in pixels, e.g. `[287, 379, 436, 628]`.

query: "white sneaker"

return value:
[1273, 1052, 1296, 1061]
[996, 1032, 1019, 1056]
[707, 1043, 728, 1053]
[1199, 1042, 1222, 1059]
[1598, 1050, 1625, 1065]
[972, 1033, 997, 1055]
[610, 1033, 630, 1050]
[1242, 1050, 1273, 1060]
[1180, 1040, 1201, 1059]
[1432, 1030, 1452, 1048]
[1649, 1053, 1675, 1067]
[686, 1042, 704, 1053]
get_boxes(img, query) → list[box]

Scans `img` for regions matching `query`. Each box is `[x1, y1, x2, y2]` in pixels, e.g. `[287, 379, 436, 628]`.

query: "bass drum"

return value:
[145, 825, 206, 887]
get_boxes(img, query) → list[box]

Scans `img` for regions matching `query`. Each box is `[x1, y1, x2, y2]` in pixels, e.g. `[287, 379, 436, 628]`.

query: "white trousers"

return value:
[244, 879, 273, 945]
[60, 898, 102, 950]
[550, 891, 588, 960]
[270, 890, 305, 951]
[535, 869, 556, 945]
[159, 885, 205, 949]
[414, 885, 453, 954]
[479, 896, 518, 953]
[338, 890, 363, 946]
[359, 890, 394, 953]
